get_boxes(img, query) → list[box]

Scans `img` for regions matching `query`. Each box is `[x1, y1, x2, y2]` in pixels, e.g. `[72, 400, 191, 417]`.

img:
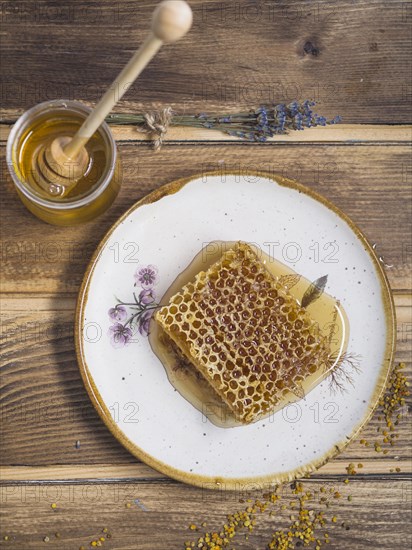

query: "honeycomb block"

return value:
[155, 242, 331, 423]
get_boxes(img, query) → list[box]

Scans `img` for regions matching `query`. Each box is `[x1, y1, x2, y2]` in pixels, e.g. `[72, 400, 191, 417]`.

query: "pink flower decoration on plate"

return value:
[135, 265, 158, 289]
[108, 305, 127, 322]
[108, 323, 133, 348]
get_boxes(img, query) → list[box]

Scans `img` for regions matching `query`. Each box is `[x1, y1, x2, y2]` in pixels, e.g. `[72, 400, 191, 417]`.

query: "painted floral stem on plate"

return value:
[108, 265, 159, 348]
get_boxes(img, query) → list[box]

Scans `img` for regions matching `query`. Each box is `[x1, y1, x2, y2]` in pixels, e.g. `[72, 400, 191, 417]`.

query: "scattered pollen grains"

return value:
[183, 363, 409, 548]
[359, 362, 409, 458]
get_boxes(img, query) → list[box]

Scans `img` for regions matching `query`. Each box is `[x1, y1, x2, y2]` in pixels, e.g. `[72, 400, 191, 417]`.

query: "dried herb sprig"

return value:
[327, 352, 362, 395]
[106, 100, 341, 145]
[301, 275, 328, 309]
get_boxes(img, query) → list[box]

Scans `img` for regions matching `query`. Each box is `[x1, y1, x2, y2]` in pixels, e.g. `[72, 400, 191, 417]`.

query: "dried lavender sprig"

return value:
[106, 100, 341, 142]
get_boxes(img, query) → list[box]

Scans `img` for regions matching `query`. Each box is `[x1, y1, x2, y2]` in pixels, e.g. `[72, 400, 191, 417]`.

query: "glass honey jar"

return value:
[6, 100, 122, 225]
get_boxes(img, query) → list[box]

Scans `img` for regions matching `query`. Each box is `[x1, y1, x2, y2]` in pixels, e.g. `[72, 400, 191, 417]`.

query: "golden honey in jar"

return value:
[6, 100, 121, 225]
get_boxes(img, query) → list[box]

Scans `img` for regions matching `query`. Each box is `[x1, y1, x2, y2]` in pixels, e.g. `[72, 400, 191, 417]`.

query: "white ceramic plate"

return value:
[75, 172, 395, 489]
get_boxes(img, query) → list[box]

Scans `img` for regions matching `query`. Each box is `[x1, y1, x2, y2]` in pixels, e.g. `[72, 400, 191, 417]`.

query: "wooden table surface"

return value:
[1, 1, 411, 548]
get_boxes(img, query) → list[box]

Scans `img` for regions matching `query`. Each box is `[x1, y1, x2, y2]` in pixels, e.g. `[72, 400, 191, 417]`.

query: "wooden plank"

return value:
[0, 464, 161, 483]
[0, 479, 410, 549]
[1, 123, 411, 144]
[1, 144, 411, 294]
[1, 1, 411, 123]
[0, 296, 410, 467]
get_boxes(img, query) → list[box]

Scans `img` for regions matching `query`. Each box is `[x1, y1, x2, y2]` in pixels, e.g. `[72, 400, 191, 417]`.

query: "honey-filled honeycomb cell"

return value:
[155, 242, 331, 424]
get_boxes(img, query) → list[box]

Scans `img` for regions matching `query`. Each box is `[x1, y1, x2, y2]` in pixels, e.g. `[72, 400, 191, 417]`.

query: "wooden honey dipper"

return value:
[33, 0, 192, 196]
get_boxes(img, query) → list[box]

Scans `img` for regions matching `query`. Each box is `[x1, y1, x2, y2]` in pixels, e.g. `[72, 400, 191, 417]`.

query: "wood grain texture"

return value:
[1, 144, 411, 294]
[1, 295, 410, 467]
[1, 0, 411, 123]
[0, 478, 411, 549]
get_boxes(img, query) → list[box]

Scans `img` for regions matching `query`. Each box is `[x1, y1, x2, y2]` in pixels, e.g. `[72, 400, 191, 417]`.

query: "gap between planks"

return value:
[1, 459, 411, 483]
[0, 124, 411, 144]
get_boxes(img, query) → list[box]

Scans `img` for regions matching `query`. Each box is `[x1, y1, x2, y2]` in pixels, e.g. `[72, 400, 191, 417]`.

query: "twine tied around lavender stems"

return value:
[140, 106, 174, 150]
